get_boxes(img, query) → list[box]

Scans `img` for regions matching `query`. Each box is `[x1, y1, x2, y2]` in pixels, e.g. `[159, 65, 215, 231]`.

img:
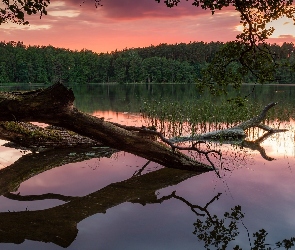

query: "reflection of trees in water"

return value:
[71, 84, 295, 120]
[161, 192, 295, 250]
[193, 202, 295, 250]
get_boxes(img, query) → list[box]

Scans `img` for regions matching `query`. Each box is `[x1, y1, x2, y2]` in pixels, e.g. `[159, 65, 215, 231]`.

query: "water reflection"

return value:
[0, 155, 293, 250]
[0, 113, 294, 249]
[0, 147, 200, 247]
[193, 202, 295, 250]
[0, 107, 294, 248]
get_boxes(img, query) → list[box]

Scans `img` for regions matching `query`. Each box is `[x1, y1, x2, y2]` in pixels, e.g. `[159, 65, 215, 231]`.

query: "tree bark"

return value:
[0, 83, 213, 172]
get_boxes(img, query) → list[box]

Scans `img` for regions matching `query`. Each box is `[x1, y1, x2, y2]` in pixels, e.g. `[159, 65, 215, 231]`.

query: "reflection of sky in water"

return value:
[0, 140, 25, 169]
[0, 111, 294, 249]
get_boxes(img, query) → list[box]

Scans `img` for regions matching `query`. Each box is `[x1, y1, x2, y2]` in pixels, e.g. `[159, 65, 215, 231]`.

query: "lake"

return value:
[0, 83, 294, 250]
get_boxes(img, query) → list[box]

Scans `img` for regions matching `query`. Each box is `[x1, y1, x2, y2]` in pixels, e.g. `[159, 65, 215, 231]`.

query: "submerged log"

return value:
[0, 83, 213, 172]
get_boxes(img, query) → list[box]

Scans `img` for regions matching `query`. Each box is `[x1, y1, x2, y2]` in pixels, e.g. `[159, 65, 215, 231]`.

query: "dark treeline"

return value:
[0, 41, 295, 84]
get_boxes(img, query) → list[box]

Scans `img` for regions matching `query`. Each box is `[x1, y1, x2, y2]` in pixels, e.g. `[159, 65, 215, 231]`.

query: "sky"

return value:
[1, 0, 295, 53]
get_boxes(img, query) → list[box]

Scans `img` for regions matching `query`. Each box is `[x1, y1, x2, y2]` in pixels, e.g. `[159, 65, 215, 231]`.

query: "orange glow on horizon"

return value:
[0, 1, 294, 53]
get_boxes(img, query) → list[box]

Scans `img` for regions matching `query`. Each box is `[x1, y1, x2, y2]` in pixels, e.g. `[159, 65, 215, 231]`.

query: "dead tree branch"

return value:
[171, 102, 287, 143]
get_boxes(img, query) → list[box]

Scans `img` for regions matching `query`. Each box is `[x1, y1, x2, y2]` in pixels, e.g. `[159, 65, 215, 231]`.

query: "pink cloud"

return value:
[101, 0, 205, 19]
[66, 0, 209, 19]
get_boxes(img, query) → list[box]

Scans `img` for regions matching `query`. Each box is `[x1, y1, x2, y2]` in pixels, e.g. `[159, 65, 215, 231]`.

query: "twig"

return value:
[109, 121, 221, 162]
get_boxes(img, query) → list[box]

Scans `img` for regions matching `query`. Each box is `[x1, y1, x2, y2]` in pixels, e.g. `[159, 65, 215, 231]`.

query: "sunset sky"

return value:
[1, 0, 295, 53]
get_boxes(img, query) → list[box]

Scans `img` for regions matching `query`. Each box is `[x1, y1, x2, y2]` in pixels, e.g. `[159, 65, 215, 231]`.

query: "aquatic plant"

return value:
[141, 98, 293, 138]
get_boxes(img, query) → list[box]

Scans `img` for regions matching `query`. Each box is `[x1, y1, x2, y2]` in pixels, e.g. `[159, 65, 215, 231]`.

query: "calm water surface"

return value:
[0, 84, 294, 250]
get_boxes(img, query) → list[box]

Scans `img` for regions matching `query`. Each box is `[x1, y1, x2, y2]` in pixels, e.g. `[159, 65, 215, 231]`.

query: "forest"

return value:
[0, 40, 294, 85]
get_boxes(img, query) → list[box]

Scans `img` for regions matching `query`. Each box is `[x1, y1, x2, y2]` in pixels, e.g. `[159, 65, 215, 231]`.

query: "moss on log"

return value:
[0, 121, 101, 150]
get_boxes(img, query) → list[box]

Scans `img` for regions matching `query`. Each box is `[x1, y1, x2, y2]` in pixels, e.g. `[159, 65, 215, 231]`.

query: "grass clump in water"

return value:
[141, 98, 291, 138]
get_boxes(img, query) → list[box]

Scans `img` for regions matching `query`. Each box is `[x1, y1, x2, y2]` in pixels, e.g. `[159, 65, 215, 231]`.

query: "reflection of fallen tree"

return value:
[161, 191, 222, 219]
[196, 131, 278, 163]
[241, 131, 277, 161]
[0, 147, 203, 247]
[3, 191, 78, 202]
[169, 103, 287, 161]
[0, 146, 117, 195]
[0, 147, 293, 249]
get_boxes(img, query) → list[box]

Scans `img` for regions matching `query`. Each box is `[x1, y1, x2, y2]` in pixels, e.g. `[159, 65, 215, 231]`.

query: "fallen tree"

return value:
[0, 83, 213, 172]
[0, 84, 287, 171]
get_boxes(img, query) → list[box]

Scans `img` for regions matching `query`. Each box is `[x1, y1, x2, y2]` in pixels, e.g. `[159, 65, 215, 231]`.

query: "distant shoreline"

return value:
[1, 82, 295, 87]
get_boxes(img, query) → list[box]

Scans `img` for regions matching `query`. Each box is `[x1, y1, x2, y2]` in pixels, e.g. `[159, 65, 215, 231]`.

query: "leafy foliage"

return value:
[276, 237, 295, 250]
[0, 0, 49, 24]
[156, 0, 295, 92]
[1, 41, 295, 85]
[156, 1, 295, 45]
